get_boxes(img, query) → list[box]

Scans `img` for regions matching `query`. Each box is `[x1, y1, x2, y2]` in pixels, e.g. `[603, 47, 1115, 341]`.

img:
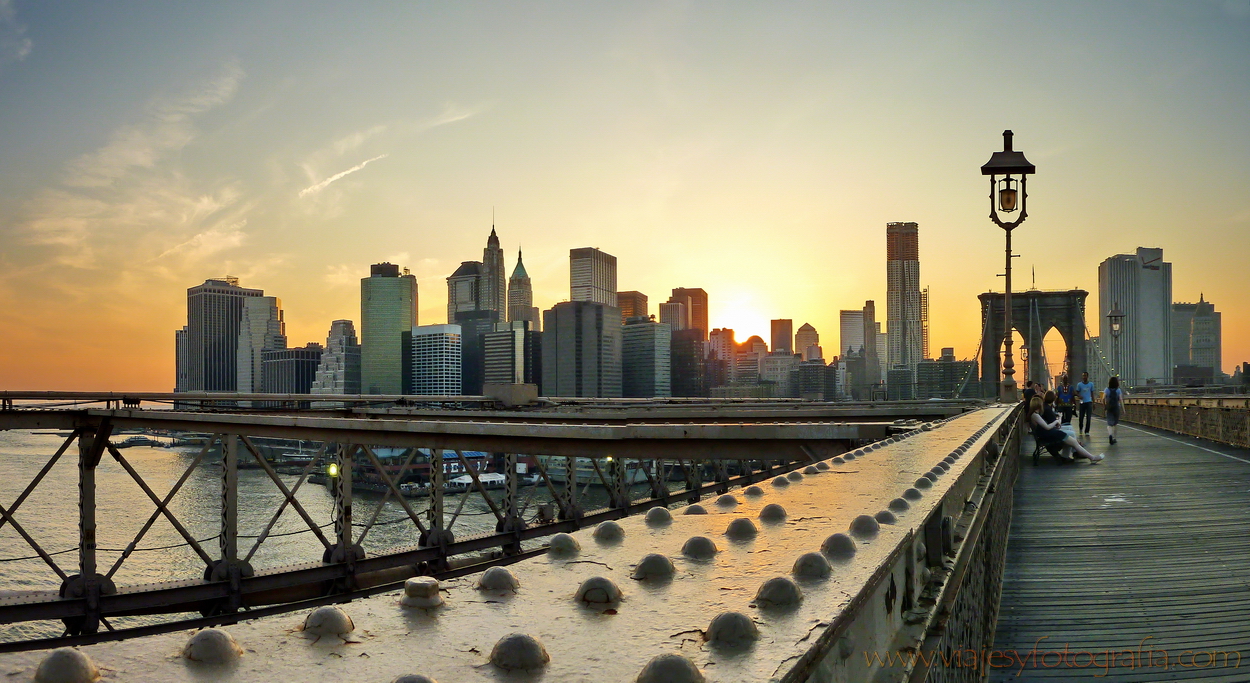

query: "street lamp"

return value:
[1107, 303, 1125, 383]
[982, 130, 1036, 403]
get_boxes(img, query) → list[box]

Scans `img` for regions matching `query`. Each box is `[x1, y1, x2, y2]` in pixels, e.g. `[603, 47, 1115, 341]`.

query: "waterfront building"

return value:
[482, 227, 506, 319]
[260, 343, 323, 394]
[886, 222, 924, 372]
[484, 320, 542, 387]
[409, 324, 462, 395]
[669, 288, 708, 340]
[670, 328, 708, 397]
[622, 317, 672, 398]
[541, 301, 622, 397]
[182, 277, 264, 392]
[506, 249, 541, 333]
[659, 301, 688, 331]
[617, 291, 649, 325]
[795, 323, 821, 361]
[771, 319, 794, 355]
[361, 263, 418, 395]
[311, 320, 361, 395]
[570, 247, 617, 307]
[1172, 295, 1222, 378]
[916, 347, 979, 399]
[236, 296, 286, 394]
[1098, 247, 1173, 385]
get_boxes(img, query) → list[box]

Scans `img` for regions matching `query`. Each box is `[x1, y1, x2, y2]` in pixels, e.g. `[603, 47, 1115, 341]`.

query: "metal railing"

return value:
[1096, 395, 1250, 448]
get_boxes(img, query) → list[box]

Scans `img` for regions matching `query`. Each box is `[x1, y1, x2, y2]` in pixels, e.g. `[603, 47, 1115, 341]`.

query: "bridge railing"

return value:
[1095, 395, 1250, 448]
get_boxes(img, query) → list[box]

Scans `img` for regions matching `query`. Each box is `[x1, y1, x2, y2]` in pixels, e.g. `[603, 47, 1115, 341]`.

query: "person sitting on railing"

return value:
[1029, 396, 1104, 464]
[1104, 376, 1125, 445]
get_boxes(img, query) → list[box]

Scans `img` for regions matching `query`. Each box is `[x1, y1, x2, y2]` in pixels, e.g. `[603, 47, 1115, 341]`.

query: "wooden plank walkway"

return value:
[991, 418, 1250, 681]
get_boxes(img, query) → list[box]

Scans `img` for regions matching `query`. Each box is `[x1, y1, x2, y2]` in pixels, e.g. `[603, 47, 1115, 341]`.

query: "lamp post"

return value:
[982, 130, 1036, 403]
[1107, 303, 1125, 385]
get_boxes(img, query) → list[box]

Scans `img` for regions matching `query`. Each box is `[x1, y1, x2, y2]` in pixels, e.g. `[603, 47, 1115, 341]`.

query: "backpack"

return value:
[1106, 388, 1121, 412]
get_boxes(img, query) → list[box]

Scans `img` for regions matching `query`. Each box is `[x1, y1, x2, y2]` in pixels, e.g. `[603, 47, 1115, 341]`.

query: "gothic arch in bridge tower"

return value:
[978, 290, 1089, 395]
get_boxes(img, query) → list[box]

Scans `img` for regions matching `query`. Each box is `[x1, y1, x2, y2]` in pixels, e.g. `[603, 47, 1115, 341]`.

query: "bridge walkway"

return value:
[992, 419, 1250, 681]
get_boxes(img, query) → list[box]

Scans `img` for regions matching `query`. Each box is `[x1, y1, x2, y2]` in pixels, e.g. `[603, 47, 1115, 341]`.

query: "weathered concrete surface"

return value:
[0, 407, 1013, 682]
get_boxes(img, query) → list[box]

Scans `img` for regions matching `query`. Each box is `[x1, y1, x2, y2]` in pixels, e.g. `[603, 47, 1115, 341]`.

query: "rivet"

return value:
[681, 535, 719, 559]
[803, 465, 819, 475]
[821, 533, 857, 559]
[753, 576, 803, 607]
[725, 517, 759, 540]
[874, 510, 897, 525]
[771, 476, 790, 487]
[489, 632, 550, 671]
[548, 532, 581, 555]
[183, 628, 243, 664]
[914, 478, 933, 489]
[705, 611, 760, 647]
[791, 552, 832, 579]
[743, 485, 765, 496]
[924, 472, 939, 482]
[816, 461, 831, 470]
[645, 506, 673, 526]
[401, 576, 443, 607]
[888, 497, 910, 512]
[477, 566, 519, 593]
[843, 453, 856, 461]
[715, 494, 739, 507]
[635, 653, 706, 683]
[943, 456, 957, 465]
[34, 648, 99, 683]
[786, 471, 803, 482]
[631, 553, 676, 580]
[832, 456, 846, 464]
[849, 514, 880, 538]
[575, 576, 623, 605]
[303, 606, 354, 636]
[391, 676, 439, 683]
[683, 504, 708, 515]
[593, 520, 625, 543]
[759, 503, 787, 522]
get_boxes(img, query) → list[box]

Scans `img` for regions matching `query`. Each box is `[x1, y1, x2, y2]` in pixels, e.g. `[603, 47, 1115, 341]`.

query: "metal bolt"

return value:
[753, 576, 803, 607]
[821, 533, 857, 559]
[759, 503, 787, 523]
[683, 504, 708, 515]
[816, 461, 831, 470]
[592, 520, 625, 543]
[303, 606, 354, 637]
[874, 510, 897, 525]
[743, 485, 765, 496]
[681, 535, 719, 559]
[803, 465, 820, 475]
[183, 628, 244, 664]
[705, 611, 760, 646]
[725, 517, 759, 540]
[401, 577, 444, 608]
[575, 576, 623, 605]
[636, 653, 706, 683]
[489, 633, 550, 671]
[888, 497, 910, 512]
[786, 471, 804, 482]
[715, 494, 739, 507]
[631, 553, 676, 580]
[791, 552, 832, 579]
[477, 566, 519, 593]
[34, 648, 99, 683]
[645, 506, 673, 526]
[849, 514, 880, 538]
[548, 532, 581, 555]
[771, 476, 790, 487]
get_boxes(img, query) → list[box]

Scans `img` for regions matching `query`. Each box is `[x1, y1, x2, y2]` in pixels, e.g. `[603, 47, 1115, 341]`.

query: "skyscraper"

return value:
[795, 323, 820, 360]
[542, 301, 622, 397]
[770, 319, 793, 355]
[311, 320, 361, 395]
[447, 261, 486, 323]
[570, 247, 617, 306]
[921, 286, 931, 361]
[862, 301, 882, 389]
[175, 327, 188, 392]
[617, 291, 649, 324]
[361, 263, 418, 395]
[670, 288, 708, 339]
[622, 317, 671, 398]
[410, 324, 462, 396]
[1172, 295, 1222, 376]
[670, 328, 708, 397]
[183, 277, 264, 391]
[1098, 247, 1173, 385]
[658, 301, 689, 331]
[236, 296, 286, 393]
[261, 343, 323, 394]
[454, 309, 498, 395]
[886, 222, 923, 373]
[482, 227, 506, 319]
[507, 249, 540, 332]
[484, 320, 542, 387]
[839, 310, 865, 356]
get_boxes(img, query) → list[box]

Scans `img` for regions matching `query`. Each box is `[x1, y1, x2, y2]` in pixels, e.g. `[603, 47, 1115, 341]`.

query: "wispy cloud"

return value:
[0, 0, 31, 69]
[298, 154, 389, 198]
[156, 222, 248, 260]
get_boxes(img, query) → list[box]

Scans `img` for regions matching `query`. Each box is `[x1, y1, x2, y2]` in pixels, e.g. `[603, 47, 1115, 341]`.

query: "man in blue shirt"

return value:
[1075, 372, 1096, 436]
[1056, 375, 1076, 425]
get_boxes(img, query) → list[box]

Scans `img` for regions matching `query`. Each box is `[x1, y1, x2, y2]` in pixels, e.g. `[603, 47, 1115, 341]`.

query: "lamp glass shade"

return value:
[998, 187, 1018, 212]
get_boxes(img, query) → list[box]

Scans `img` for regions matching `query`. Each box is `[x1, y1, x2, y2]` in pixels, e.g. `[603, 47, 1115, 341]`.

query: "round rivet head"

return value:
[832, 456, 845, 464]
[392, 676, 439, 683]
[786, 471, 803, 482]
[593, 520, 624, 543]
[35, 648, 99, 683]
[548, 532, 581, 555]
[183, 628, 243, 664]
[875, 510, 897, 525]
[478, 566, 519, 593]
[631, 553, 675, 580]
[924, 472, 939, 482]
[490, 632, 550, 671]
[821, 533, 857, 559]
[759, 503, 787, 522]
[705, 611, 760, 647]
[575, 576, 623, 605]
[636, 653, 706, 683]
[771, 476, 790, 487]
[843, 453, 856, 460]
[803, 465, 819, 475]
[401, 577, 443, 607]
[935, 462, 950, 472]
[725, 517, 758, 540]
[715, 494, 738, 507]
[791, 552, 832, 579]
[914, 477, 933, 489]
[888, 497, 910, 512]
[645, 506, 673, 526]
[743, 485, 764, 496]
[943, 456, 957, 465]
[816, 461, 831, 470]
[754, 576, 803, 607]
[681, 535, 719, 559]
[850, 514, 880, 538]
[683, 504, 708, 515]
[303, 606, 353, 636]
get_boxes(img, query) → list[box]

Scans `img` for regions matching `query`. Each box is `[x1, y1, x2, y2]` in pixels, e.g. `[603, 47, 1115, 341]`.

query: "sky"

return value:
[0, 1, 1247, 391]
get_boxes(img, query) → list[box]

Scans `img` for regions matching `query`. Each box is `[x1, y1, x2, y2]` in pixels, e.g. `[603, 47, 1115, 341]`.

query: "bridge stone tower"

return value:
[979, 289, 1088, 395]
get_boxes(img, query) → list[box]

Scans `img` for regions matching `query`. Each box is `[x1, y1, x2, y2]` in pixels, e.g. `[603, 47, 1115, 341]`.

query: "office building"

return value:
[1098, 247, 1173, 386]
[761, 353, 799, 397]
[542, 301, 622, 397]
[618, 291, 649, 325]
[506, 249, 541, 333]
[795, 323, 821, 361]
[916, 348, 979, 399]
[447, 261, 486, 323]
[789, 360, 831, 400]
[875, 321, 887, 378]
[622, 317, 672, 397]
[839, 310, 865, 356]
[886, 367, 915, 401]
[182, 277, 264, 392]
[484, 320, 542, 387]
[311, 320, 361, 395]
[886, 222, 924, 372]
[670, 328, 708, 397]
[921, 286, 931, 361]
[236, 296, 286, 393]
[659, 301, 689, 331]
[771, 319, 794, 355]
[409, 324, 462, 396]
[261, 343, 323, 394]
[361, 263, 418, 395]
[453, 309, 498, 395]
[175, 327, 188, 392]
[1172, 295, 1222, 377]
[482, 227, 506, 318]
[670, 288, 709, 339]
[570, 247, 617, 307]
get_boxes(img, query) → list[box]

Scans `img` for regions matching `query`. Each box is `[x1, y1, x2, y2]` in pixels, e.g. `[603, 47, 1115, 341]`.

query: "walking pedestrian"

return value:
[1104, 376, 1125, 445]
[1056, 375, 1076, 425]
[1075, 372, 1095, 436]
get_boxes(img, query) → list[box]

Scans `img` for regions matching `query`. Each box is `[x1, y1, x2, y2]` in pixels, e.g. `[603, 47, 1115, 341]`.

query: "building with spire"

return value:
[482, 226, 506, 318]
[506, 248, 540, 332]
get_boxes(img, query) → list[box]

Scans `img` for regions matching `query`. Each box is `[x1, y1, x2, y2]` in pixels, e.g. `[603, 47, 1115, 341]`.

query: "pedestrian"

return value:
[1104, 376, 1125, 445]
[1022, 380, 1037, 404]
[1056, 375, 1076, 425]
[1075, 372, 1095, 436]
[1028, 396, 1103, 464]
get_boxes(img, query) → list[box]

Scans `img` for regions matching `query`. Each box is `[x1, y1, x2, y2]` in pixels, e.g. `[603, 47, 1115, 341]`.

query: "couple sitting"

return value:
[1028, 391, 1104, 464]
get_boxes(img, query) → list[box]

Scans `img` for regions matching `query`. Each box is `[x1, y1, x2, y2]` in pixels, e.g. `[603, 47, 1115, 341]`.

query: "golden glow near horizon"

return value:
[0, 4, 1248, 390]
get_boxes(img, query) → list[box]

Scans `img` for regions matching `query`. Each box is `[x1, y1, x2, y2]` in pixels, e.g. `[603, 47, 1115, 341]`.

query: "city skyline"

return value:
[1, 3, 1248, 390]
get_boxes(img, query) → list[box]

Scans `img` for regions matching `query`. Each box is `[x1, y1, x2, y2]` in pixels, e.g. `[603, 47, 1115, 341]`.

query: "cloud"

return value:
[0, 0, 31, 68]
[156, 223, 248, 260]
[298, 153, 388, 198]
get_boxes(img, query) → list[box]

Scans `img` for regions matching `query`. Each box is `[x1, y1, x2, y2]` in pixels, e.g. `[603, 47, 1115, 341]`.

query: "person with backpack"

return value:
[1104, 376, 1125, 445]
[1075, 372, 1096, 437]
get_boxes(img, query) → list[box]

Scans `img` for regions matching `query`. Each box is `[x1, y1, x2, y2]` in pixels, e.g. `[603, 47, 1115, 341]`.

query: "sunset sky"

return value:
[1, 1, 1247, 390]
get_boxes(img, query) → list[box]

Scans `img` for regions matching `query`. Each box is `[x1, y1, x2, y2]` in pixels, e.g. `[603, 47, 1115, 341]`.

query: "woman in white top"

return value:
[1028, 397, 1104, 464]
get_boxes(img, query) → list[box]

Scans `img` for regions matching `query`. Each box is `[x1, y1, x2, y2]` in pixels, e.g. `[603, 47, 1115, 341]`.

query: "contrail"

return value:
[299, 154, 388, 198]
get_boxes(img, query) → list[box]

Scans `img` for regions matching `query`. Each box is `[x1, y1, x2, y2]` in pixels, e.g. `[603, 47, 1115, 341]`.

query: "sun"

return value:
[709, 289, 771, 343]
